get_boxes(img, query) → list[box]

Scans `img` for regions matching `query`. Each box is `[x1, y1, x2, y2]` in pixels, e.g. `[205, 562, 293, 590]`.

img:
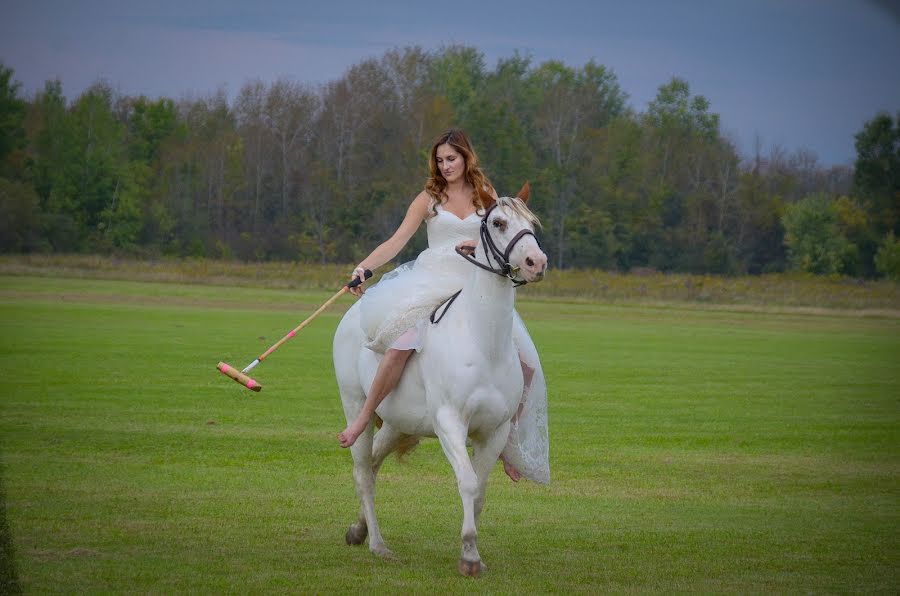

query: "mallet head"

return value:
[217, 361, 262, 392]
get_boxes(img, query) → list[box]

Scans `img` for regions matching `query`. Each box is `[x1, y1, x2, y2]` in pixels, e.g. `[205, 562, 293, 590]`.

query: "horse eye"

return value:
[493, 219, 502, 228]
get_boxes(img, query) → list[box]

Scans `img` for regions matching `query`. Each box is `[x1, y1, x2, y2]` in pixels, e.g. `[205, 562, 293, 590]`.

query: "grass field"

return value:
[1, 275, 898, 593]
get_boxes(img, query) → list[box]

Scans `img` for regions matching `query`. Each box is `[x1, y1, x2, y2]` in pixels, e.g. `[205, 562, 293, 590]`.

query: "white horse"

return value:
[332, 191, 548, 576]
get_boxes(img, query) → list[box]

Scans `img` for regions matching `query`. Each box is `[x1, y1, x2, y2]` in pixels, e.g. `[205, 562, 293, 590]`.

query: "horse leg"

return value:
[433, 407, 483, 577]
[346, 422, 408, 557]
[344, 420, 373, 546]
[346, 426, 396, 558]
[471, 421, 512, 526]
[340, 387, 388, 557]
[372, 422, 409, 474]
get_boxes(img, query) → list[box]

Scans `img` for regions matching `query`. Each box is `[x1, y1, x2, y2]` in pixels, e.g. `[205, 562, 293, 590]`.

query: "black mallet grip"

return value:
[348, 269, 373, 289]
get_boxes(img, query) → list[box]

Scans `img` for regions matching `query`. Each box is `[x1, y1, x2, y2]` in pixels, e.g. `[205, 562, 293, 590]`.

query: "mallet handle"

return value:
[253, 270, 372, 364]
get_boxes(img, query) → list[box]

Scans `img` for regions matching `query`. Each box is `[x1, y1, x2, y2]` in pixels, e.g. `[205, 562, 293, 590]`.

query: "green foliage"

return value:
[734, 169, 786, 273]
[853, 111, 900, 236]
[0, 47, 894, 277]
[69, 83, 127, 235]
[782, 193, 857, 275]
[0, 177, 42, 251]
[647, 77, 719, 141]
[0, 62, 26, 173]
[703, 230, 739, 275]
[427, 45, 486, 123]
[30, 81, 73, 206]
[125, 96, 179, 162]
[875, 232, 900, 280]
[98, 161, 147, 251]
[564, 205, 617, 268]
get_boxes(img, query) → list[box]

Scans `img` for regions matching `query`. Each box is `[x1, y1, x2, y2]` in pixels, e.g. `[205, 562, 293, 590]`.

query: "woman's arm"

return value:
[349, 192, 431, 292]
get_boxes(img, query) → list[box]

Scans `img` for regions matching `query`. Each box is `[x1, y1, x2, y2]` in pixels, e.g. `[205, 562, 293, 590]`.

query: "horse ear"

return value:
[478, 186, 496, 209]
[515, 181, 530, 203]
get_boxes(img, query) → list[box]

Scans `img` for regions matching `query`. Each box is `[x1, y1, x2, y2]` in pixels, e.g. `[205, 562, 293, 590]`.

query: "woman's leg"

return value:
[499, 354, 536, 481]
[338, 347, 413, 448]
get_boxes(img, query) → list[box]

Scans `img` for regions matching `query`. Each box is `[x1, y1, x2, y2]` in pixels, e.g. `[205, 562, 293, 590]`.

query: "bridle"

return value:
[432, 202, 539, 324]
[455, 202, 540, 287]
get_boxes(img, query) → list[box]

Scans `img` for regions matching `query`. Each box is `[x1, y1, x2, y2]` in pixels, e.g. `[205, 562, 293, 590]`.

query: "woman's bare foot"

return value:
[338, 418, 368, 448]
[501, 455, 521, 482]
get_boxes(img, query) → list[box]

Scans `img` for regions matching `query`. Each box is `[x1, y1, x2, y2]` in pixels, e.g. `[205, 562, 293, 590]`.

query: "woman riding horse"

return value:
[337, 128, 549, 484]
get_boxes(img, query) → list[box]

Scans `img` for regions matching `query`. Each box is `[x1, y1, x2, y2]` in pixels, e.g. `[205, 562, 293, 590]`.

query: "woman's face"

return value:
[435, 143, 465, 184]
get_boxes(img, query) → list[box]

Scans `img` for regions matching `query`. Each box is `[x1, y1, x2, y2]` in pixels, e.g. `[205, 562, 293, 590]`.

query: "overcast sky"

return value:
[2, 0, 899, 166]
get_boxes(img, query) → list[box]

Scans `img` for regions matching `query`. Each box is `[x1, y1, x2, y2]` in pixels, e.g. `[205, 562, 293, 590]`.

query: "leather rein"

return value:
[454, 202, 539, 288]
[432, 202, 539, 325]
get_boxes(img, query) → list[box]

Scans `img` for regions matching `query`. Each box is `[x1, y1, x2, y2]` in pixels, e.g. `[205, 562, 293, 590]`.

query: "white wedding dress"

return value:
[357, 204, 550, 483]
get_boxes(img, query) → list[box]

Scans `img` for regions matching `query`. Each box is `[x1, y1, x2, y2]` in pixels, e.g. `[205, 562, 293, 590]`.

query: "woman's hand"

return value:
[349, 266, 368, 297]
[456, 239, 477, 255]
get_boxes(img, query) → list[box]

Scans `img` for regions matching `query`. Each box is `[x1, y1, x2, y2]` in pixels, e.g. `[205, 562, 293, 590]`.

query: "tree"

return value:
[234, 79, 272, 243]
[528, 60, 626, 268]
[853, 112, 900, 237]
[782, 193, 856, 275]
[0, 177, 42, 251]
[4, 47, 887, 275]
[634, 77, 723, 271]
[0, 62, 26, 175]
[264, 79, 318, 218]
[874, 232, 900, 280]
[427, 45, 486, 124]
[733, 167, 786, 274]
[563, 204, 617, 268]
[28, 80, 127, 251]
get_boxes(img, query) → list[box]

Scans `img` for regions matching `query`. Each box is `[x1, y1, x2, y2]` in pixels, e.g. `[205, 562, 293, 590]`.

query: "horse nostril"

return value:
[526, 258, 534, 267]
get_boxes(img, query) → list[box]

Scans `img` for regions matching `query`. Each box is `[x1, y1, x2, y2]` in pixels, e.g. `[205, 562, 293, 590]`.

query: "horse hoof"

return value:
[372, 544, 396, 560]
[345, 524, 368, 545]
[458, 558, 483, 577]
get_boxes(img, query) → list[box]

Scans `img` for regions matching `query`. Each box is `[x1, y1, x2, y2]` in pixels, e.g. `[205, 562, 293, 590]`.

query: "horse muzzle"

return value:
[518, 251, 547, 283]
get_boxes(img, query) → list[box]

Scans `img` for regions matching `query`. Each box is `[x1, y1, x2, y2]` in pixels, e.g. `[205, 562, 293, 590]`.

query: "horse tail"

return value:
[394, 435, 422, 462]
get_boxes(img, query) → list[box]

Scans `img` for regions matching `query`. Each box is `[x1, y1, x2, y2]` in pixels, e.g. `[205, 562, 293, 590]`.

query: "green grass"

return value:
[3, 253, 899, 311]
[1, 275, 898, 593]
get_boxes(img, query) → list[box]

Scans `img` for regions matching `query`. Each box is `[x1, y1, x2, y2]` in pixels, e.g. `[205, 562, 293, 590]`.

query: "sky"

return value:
[2, 0, 899, 166]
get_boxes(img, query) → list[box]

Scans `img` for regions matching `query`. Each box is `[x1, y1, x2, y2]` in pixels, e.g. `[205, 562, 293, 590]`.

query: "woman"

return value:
[337, 129, 549, 484]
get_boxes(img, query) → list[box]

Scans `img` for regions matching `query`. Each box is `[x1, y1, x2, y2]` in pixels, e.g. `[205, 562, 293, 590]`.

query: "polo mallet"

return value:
[217, 269, 372, 392]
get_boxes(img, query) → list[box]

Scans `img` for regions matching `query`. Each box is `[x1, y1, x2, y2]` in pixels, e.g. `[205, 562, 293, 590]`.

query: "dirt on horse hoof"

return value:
[458, 558, 483, 577]
[345, 524, 367, 545]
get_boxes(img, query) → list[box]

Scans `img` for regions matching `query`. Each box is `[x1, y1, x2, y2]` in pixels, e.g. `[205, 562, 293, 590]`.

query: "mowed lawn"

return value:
[0, 275, 898, 593]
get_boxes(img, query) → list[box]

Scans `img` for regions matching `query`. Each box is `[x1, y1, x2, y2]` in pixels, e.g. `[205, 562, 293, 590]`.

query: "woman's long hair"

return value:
[425, 128, 495, 217]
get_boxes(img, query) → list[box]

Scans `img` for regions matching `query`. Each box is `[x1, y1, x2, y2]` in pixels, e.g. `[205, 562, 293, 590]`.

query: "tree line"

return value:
[0, 47, 898, 278]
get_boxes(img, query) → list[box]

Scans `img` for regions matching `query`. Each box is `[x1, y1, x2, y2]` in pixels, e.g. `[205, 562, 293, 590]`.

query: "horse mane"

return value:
[495, 196, 542, 230]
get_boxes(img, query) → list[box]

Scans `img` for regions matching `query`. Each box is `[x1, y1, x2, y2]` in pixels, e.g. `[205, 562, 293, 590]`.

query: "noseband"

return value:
[455, 203, 540, 287]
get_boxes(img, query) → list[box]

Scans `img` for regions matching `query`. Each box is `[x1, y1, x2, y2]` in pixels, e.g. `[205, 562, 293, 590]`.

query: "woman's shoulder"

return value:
[412, 190, 439, 219]
[412, 189, 432, 205]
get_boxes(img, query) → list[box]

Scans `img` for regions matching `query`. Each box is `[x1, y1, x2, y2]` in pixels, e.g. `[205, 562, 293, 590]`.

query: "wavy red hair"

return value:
[425, 128, 495, 216]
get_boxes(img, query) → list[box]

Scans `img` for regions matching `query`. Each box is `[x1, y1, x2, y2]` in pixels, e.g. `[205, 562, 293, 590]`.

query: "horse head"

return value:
[476, 182, 547, 284]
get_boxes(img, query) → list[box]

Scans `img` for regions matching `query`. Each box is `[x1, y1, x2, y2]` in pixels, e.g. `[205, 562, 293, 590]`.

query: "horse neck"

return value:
[458, 256, 516, 359]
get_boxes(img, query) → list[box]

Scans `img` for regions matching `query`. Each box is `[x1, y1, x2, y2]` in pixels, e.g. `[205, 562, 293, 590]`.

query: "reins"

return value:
[455, 203, 539, 288]
[433, 203, 538, 325]
[429, 289, 462, 324]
